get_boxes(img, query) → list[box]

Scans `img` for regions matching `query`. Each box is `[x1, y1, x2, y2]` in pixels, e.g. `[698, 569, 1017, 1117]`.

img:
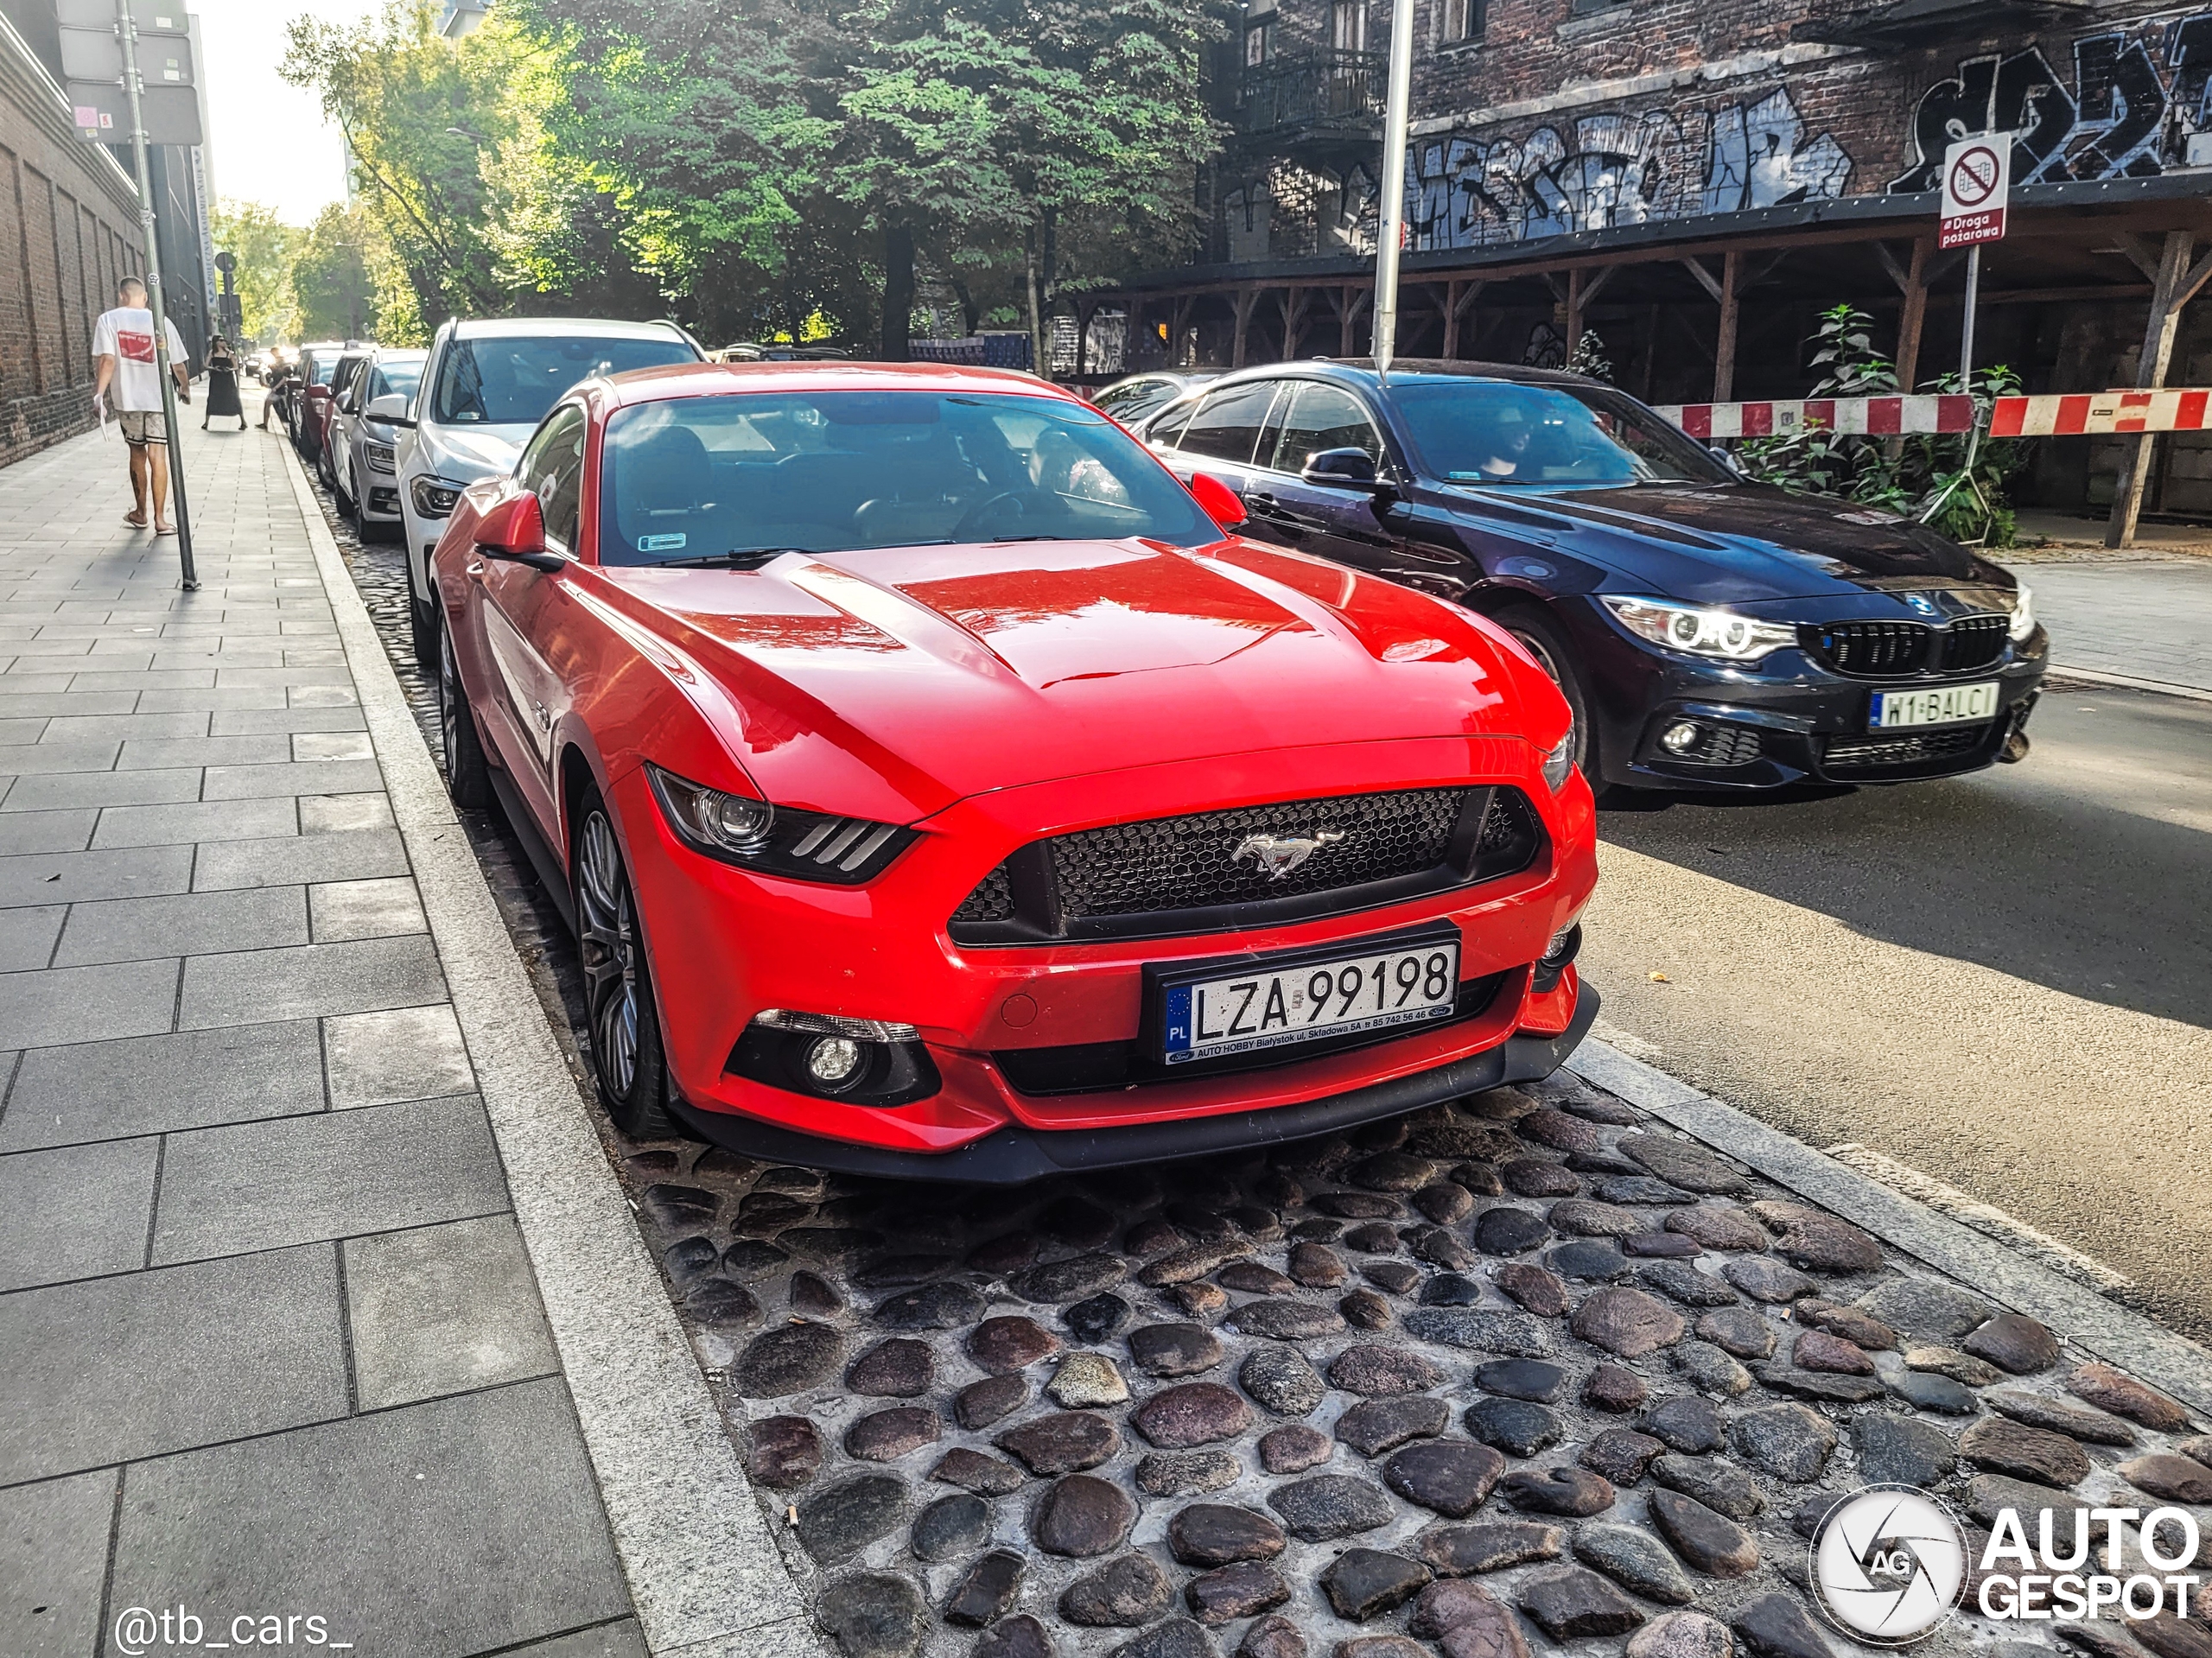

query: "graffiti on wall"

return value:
[1891, 11, 2212, 189]
[1224, 83, 1853, 258]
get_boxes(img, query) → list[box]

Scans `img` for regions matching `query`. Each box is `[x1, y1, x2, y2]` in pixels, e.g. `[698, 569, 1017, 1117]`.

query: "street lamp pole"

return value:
[114, 0, 197, 588]
[1368, 0, 1417, 382]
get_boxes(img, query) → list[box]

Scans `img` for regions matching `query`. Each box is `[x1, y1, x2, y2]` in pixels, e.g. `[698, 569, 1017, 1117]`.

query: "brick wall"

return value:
[0, 20, 143, 470]
[1226, 0, 2212, 259]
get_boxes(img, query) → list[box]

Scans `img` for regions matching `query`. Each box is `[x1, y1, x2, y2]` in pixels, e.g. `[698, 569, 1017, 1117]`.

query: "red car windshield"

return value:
[597, 391, 1218, 565]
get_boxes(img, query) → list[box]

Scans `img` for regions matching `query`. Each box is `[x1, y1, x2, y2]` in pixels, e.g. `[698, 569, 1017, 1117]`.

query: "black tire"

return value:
[435, 609, 493, 810]
[409, 588, 439, 669]
[572, 791, 681, 1139]
[1497, 603, 1604, 788]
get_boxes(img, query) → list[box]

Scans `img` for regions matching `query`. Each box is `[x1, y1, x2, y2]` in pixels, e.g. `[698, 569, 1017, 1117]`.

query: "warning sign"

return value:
[1939, 137, 2009, 249]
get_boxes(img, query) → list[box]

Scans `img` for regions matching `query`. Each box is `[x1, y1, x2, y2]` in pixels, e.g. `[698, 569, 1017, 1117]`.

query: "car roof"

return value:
[448, 316, 693, 343]
[1205, 357, 1612, 394]
[369, 347, 428, 363]
[588, 359, 1084, 410]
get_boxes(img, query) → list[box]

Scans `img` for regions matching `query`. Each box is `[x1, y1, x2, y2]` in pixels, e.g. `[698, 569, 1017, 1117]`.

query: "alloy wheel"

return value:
[576, 810, 641, 1099]
[1507, 625, 1583, 769]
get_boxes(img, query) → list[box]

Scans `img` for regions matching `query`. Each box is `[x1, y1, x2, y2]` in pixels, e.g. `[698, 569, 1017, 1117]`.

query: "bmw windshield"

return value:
[1392, 381, 1730, 489]
[431, 335, 696, 426]
[598, 391, 1217, 566]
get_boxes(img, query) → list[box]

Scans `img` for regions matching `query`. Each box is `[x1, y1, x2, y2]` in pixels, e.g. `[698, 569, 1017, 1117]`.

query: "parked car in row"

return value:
[313, 348, 376, 492]
[1093, 368, 1221, 429]
[1136, 359, 2047, 794]
[370, 317, 704, 665]
[425, 361, 1597, 1175]
[289, 341, 353, 466]
[327, 346, 427, 537]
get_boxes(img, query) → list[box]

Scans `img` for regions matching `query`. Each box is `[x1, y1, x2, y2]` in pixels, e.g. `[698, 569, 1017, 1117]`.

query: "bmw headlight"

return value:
[2007, 581, 2035, 642]
[645, 764, 916, 883]
[1601, 595, 1796, 663]
[1541, 732, 1575, 792]
[410, 475, 466, 518]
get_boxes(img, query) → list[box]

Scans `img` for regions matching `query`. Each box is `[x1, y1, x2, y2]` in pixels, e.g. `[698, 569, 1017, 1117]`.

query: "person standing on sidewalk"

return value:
[90, 276, 191, 534]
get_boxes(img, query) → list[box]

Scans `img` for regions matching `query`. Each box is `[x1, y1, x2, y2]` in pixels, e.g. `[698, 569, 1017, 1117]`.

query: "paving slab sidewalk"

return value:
[0, 419, 646, 1658]
[1999, 549, 2212, 696]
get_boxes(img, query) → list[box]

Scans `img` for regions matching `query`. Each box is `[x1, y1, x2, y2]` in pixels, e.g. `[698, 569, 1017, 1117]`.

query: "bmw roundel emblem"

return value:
[1905, 593, 1939, 616]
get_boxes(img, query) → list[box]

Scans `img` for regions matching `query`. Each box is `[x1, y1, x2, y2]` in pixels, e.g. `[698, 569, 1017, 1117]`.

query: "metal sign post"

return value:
[1939, 136, 2009, 391]
[1368, 0, 1416, 381]
[111, 0, 196, 588]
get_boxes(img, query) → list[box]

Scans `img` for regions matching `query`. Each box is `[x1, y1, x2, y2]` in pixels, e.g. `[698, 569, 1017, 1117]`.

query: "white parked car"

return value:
[372, 316, 702, 663]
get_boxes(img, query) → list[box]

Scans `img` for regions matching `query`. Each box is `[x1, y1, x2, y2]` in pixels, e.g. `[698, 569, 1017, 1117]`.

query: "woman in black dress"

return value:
[202, 335, 245, 429]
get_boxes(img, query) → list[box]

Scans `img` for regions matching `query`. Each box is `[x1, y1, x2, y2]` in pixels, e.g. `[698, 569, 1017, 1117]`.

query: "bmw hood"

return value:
[1476, 481, 2018, 605]
[427, 423, 533, 481]
[598, 537, 1560, 816]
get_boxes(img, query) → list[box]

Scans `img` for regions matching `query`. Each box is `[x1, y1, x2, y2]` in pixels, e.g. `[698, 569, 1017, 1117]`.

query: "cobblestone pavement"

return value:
[310, 423, 2212, 1658]
[1995, 554, 2212, 696]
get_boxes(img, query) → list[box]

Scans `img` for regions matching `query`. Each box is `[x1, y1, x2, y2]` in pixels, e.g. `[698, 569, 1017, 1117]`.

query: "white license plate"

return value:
[1160, 937, 1461, 1064]
[1868, 681, 1999, 730]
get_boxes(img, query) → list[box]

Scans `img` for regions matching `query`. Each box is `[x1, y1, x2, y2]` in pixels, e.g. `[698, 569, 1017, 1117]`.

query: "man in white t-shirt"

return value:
[91, 277, 192, 534]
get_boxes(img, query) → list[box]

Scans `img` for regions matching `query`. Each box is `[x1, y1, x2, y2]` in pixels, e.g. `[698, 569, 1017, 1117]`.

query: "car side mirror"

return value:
[1301, 447, 1384, 491]
[366, 392, 414, 428]
[1186, 472, 1247, 533]
[474, 491, 563, 572]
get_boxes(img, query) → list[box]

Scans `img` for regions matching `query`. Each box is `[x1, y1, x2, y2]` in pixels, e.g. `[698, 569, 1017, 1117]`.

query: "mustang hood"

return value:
[1488, 481, 2018, 604]
[598, 538, 1552, 819]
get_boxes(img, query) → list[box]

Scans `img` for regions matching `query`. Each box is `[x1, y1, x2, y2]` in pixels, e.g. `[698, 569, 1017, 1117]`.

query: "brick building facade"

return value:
[1115, 0, 2212, 522]
[0, 10, 147, 468]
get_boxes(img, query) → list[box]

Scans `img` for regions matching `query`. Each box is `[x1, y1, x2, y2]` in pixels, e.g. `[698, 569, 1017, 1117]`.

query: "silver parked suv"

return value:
[372, 316, 702, 664]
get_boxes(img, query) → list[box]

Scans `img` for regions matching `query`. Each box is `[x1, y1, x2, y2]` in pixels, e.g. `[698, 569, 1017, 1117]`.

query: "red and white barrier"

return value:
[1657, 395, 1978, 439]
[1660, 389, 2212, 441]
[1988, 389, 2212, 437]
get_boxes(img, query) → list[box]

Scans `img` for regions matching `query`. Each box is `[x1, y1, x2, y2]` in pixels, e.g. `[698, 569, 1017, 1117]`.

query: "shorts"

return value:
[117, 410, 167, 447]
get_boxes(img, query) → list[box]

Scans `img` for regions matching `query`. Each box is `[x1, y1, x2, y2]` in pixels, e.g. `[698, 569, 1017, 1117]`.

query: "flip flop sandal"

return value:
[123, 513, 148, 528]
[153, 522, 176, 536]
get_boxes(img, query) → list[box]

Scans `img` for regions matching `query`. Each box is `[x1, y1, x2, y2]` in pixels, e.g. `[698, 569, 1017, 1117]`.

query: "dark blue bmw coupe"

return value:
[1140, 359, 2046, 795]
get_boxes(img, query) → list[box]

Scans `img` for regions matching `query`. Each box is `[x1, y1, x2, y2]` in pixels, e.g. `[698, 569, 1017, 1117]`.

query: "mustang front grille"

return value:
[1801, 614, 2011, 679]
[950, 786, 1545, 945]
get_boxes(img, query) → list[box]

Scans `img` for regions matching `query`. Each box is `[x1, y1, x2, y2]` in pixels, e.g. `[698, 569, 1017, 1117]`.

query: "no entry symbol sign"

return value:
[1939, 137, 2009, 248]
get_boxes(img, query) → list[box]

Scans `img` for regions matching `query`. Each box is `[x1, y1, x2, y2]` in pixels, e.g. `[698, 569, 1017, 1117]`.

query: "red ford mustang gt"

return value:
[429, 361, 1599, 1180]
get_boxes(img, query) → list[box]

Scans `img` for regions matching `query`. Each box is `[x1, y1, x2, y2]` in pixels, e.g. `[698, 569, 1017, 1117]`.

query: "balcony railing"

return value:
[1235, 49, 1386, 139]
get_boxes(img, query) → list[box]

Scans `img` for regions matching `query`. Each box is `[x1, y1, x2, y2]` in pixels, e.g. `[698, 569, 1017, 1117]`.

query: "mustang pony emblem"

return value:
[1232, 830, 1345, 880]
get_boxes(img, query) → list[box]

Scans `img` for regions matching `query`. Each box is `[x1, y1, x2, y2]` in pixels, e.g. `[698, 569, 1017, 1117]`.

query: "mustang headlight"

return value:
[410, 474, 467, 518]
[645, 764, 916, 883]
[1601, 595, 1796, 663]
[1541, 732, 1574, 793]
[2007, 581, 2035, 641]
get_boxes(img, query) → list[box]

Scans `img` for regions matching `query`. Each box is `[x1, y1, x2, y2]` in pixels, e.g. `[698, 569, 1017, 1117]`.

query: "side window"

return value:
[1146, 397, 1198, 447]
[1267, 384, 1385, 473]
[518, 406, 588, 556]
[1176, 382, 1282, 465]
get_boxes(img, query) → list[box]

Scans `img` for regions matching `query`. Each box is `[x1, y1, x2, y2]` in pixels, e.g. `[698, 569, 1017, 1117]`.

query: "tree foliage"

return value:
[209, 200, 305, 344]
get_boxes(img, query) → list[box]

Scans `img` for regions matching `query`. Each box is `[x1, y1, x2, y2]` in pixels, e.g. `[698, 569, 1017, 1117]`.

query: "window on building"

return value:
[1244, 19, 1274, 63]
[1331, 0, 1368, 51]
[1440, 0, 1484, 41]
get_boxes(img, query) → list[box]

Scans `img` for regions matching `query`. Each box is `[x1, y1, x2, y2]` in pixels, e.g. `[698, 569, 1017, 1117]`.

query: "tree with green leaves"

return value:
[209, 200, 305, 344]
[289, 203, 379, 341]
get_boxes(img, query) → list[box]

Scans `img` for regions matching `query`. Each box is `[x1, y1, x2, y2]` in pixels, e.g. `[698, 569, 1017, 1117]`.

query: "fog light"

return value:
[806, 1035, 863, 1085]
[1661, 721, 1700, 753]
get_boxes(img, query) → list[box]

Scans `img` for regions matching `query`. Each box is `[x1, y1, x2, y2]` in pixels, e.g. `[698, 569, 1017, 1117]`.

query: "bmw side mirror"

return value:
[474, 491, 563, 572]
[1302, 447, 1385, 492]
[367, 391, 415, 429]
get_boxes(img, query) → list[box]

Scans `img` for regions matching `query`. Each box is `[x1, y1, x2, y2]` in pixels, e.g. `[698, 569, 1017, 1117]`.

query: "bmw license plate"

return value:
[1154, 927, 1461, 1065]
[1867, 681, 1999, 730]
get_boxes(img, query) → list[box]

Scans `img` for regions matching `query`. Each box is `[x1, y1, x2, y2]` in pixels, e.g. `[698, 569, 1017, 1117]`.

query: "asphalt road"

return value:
[1580, 679, 2212, 1342]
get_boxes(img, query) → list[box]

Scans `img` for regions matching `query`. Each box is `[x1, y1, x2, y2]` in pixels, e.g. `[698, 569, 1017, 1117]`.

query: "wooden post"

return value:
[1075, 297, 1096, 378]
[1895, 238, 1929, 393]
[1713, 250, 1741, 403]
[1170, 295, 1194, 366]
[2107, 231, 2212, 547]
[1564, 269, 1585, 362]
[1339, 284, 1372, 358]
[1638, 303, 1661, 399]
[1126, 296, 1147, 367]
[1231, 288, 1260, 369]
[1441, 279, 1484, 359]
[1280, 286, 1306, 359]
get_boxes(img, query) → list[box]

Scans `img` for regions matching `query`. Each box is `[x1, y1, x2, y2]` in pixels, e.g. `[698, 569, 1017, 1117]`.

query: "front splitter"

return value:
[667, 981, 1600, 1185]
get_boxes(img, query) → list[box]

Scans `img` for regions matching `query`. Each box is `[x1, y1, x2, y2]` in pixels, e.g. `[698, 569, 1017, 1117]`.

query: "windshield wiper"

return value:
[652, 548, 819, 569]
[986, 533, 1074, 543]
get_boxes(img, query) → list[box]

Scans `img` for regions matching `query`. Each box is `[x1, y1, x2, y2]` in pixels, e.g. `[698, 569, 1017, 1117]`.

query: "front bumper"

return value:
[1565, 599, 2049, 791]
[669, 980, 1598, 1182]
[615, 737, 1599, 1175]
